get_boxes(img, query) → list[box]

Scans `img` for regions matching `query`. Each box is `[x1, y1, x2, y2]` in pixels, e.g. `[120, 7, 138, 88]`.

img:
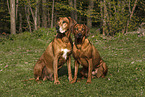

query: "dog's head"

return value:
[73, 24, 89, 41]
[56, 17, 77, 37]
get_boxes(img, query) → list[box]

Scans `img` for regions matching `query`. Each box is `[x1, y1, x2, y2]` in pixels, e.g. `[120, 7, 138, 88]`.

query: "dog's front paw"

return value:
[35, 77, 40, 81]
[86, 80, 91, 84]
[54, 81, 60, 84]
[70, 79, 76, 84]
[68, 77, 73, 82]
[43, 77, 47, 81]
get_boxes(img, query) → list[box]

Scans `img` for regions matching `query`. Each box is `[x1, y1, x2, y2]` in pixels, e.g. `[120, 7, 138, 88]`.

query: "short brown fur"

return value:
[71, 24, 108, 84]
[34, 17, 76, 84]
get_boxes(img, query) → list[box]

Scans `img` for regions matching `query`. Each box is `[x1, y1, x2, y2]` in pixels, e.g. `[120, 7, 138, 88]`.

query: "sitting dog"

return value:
[71, 24, 108, 84]
[34, 17, 76, 84]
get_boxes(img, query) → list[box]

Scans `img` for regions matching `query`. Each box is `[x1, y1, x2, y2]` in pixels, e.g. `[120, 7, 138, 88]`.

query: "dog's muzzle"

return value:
[56, 26, 68, 34]
[76, 33, 83, 39]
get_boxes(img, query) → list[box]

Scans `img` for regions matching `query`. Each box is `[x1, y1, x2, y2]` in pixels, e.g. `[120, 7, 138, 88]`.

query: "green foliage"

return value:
[89, 28, 104, 40]
[32, 27, 56, 41]
[0, 28, 56, 42]
[0, 0, 145, 35]
[114, 32, 124, 38]
[96, 0, 143, 35]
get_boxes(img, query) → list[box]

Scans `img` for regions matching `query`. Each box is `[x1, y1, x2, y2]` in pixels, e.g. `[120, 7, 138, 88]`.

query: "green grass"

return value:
[0, 28, 145, 96]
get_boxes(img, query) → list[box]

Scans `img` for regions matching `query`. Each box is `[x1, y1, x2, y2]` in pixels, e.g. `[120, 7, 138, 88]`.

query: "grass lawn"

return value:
[0, 28, 145, 96]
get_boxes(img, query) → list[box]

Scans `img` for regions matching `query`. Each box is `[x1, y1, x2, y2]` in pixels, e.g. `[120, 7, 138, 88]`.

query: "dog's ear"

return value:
[58, 17, 62, 20]
[71, 24, 77, 34]
[84, 24, 90, 37]
[68, 17, 77, 29]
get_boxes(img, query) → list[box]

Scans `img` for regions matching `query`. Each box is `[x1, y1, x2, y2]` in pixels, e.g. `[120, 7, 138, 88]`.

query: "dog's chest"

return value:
[61, 48, 71, 60]
[73, 45, 91, 66]
[73, 48, 86, 58]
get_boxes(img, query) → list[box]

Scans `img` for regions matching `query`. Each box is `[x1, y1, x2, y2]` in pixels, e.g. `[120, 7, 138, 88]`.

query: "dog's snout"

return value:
[78, 33, 82, 36]
[77, 33, 83, 39]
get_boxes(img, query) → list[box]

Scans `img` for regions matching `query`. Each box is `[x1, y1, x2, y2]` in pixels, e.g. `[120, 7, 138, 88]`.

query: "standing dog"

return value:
[34, 17, 76, 84]
[71, 24, 108, 84]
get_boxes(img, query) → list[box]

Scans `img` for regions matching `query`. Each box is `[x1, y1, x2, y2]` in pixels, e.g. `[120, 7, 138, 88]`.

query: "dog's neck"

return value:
[56, 31, 70, 43]
[75, 38, 82, 44]
[57, 33, 66, 38]
[75, 37, 86, 49]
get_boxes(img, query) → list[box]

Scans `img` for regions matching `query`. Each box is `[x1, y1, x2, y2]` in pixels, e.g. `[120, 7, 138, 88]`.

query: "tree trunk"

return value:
[103, 0, 108, 35]
[74, 0, 77, 21]
[28, 0, 38, 31]
[34, 0, 38, 30]
[107, 2, 113, 35]
[37, 1, 40, 28]
[7, 0, 10, 14]
[125, 0, 138, 33]
[68, 0, 74, 18]
[37, 10, 40, 28]
[87, 0, 94, 28]
[48, 10, 50, 27]
[100, 1, 104, 35]
[42, 0, 47, 28]
[25, 6, 31, 32]
[51, 0, 54, 28]
[47, 0, 50, 27]
[19, 13, 22, 33]
[28, 0, 35, 20]
[16, 0, 18, 20]
[10, 0, 16, 34]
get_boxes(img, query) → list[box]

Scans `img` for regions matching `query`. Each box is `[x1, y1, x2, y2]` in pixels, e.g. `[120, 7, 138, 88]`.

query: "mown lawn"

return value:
[0, 29, 145, 96]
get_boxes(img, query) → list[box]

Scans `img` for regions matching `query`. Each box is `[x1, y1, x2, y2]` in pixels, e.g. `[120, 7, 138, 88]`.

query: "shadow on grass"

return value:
[58, 66, 82, 78]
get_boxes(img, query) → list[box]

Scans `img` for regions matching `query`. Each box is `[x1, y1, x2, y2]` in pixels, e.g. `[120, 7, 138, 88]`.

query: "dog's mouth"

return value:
[56, 26, 68, 34]
[75, 36, 83, 43]
[76, 36, 83, 39]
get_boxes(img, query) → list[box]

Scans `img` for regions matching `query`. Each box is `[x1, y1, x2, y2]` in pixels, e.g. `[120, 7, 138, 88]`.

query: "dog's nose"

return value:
[77, 33, 82, 38]
[78, 33, 82, 36]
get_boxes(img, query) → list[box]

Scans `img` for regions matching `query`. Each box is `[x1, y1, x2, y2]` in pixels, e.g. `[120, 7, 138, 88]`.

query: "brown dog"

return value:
[34, 17, 76, 84]
[41, 66, 53, 81]
[71, 24, 108, 84]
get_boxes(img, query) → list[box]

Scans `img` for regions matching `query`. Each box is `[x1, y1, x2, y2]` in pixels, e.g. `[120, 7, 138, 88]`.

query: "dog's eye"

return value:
[63, 21, 67, 24]
[75, 27, 78, 31]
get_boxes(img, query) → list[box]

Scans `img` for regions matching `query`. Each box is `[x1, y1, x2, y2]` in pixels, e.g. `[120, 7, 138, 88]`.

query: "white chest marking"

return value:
[61, 49, 70, 60]
[59, 27, 65, 33]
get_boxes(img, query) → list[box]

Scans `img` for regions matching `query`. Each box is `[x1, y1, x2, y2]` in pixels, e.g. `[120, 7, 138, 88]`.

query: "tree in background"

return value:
[28, 0, 39, 30]
[51, 0, 54, 28]
[0, 0, 144, 35]
[42, 0, 47, 28]
[10, 0, 16, 34]
[87, 0, 94, 28]
[68, 0, 73, 18]
[99, 0, 139, 36]
[74, 0, 77, 21]
[68, 0, 77, 20]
